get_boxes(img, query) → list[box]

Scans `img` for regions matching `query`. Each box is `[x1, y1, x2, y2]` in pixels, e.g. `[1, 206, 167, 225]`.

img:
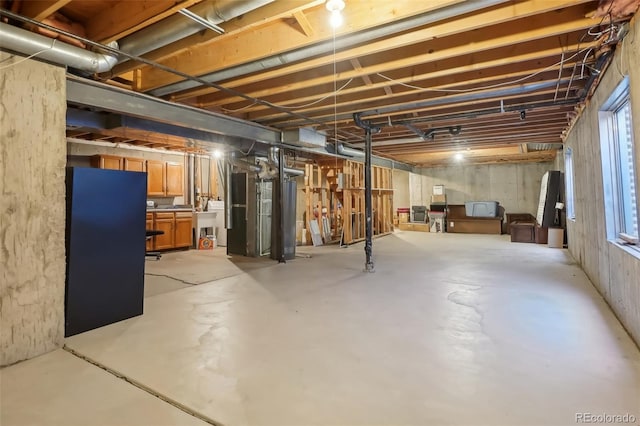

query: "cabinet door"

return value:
[153, 213, 175, 250]
[146, 218, 154, 251]
[174, 213, 193, 248]
[165, 162, 184, 196]
[147, 160, 165, 196]
[125, 157, 146, 172]
[91, 155, 123, 170]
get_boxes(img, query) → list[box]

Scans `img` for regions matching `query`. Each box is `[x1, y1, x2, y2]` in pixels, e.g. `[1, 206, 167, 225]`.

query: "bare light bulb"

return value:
[329, 10, 343, 28]
[213, 150, 222, 158]
[454, 152, 464, 162]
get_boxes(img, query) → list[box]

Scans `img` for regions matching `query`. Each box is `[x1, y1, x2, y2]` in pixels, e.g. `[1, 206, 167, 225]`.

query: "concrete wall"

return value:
[563, 16, 640, 345]
[0, 56, 67, 366]
[416, 162, 554, 216]
[392, 169, 410, 209]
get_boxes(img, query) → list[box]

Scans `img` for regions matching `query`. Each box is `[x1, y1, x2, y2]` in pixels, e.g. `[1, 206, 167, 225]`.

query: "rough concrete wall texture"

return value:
[409, 172, 424, 207]
[392, 169, 410, 209]
[564, 16, 640, 346]
[0, 55, 66, 366]
[417, 162, 553, 216]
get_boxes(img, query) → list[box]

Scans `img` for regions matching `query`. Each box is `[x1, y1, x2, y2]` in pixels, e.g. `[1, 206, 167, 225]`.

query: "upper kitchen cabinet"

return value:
[146, 160, 184, 197]
[165, 162, 183, 196]
[91, 155, 122, 170]
[146, 160, 165, 196]
[124, 157, 146, 172]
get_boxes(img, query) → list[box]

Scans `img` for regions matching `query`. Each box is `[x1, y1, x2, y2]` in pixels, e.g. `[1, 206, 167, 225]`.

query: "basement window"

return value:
[599, 77, 639, 248]
[565, 147, 576, 221]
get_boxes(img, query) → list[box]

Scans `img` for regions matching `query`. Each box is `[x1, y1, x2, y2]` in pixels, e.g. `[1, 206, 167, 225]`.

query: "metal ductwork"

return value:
[229, 152, 261, 174]
[224, 159, 233, 229]
[0, 22, 118, 73]
[337, 144, 365, 158]
[281, 127, 327, 149]
[268, 147, 304, 177]
[117, 0, 273, 62]
[150, 0, 508, 96]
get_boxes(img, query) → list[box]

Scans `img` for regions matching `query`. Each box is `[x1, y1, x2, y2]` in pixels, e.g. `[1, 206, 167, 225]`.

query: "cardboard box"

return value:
[198, 235, 216, 250]
[433, 185, 444, 195]
[398, 212, 409, 223]
[431, 194, 446, 203]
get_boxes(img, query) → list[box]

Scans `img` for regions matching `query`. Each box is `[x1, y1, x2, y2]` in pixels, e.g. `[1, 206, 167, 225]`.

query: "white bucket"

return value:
[548, 228, 563, 248]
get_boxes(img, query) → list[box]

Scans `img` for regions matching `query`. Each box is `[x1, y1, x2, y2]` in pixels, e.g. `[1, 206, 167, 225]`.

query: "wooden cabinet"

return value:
[147, 160, 165, 196]
[90, 154, 183, 198]
[147, 211, 192, 250]
[146, 160, 184, 197]
[146, 213, 154, 251]
[174, 212, 193, 248]
[124, 157, 146, 172]
[153, 212, 175, 250]
[165, 162, 184, 196]
[91, 155, 123, 170]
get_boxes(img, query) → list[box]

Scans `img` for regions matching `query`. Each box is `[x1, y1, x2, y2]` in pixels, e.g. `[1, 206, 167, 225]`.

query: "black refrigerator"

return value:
[65, 167, 147, 337]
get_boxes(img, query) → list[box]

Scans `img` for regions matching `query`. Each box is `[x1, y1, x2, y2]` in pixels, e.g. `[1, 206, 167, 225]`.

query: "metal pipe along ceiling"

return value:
[149, 0, 508, 97]
[337, 144, 365, 158]
[268, 147, 304, 176]
[0, 22, 118, 73]
[117, 0, 273, 62]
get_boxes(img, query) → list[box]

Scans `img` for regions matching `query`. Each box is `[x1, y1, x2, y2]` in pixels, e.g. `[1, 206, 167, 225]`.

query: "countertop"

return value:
[147, 207, 194, 213]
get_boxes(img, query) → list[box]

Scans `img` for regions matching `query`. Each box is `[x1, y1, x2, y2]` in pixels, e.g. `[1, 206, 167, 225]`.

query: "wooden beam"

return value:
[137, 0, 466, 91]
[257, 81, 573, 127]
[403, 150, 558, 167]
[350, 59, 372, 86]
[109, 0, 326, 77]
[240, 65, 573, 121]
[19, 0, 72, 20]
[86, 0, 202, 43]
[187, 8, 596, 108]
[169, 0, 595, 101]
[293, 11, 315, 37]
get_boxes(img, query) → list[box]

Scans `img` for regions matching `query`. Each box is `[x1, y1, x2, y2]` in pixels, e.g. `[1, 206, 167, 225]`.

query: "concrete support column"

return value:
[0, 54, 67, 366]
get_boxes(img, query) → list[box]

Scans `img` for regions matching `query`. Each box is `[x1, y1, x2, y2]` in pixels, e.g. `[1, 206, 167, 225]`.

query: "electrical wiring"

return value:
[220, 100, 258, 113]
[238, 141, 256, 155]
[274, 78, 353, 110]
[215, 77, 353, 113]
[375, 46, 593, 95]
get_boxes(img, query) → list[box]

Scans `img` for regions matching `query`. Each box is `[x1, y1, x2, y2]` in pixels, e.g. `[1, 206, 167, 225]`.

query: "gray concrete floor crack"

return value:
[62, 345, 224, 426]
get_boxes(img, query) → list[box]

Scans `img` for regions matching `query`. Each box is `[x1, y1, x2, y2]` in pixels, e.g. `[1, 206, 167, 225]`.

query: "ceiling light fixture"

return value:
[213, 149, 223, 158]
[326, 0, 345, 28]
[454, 152, 464, 162]
[178, 9, 225, 34]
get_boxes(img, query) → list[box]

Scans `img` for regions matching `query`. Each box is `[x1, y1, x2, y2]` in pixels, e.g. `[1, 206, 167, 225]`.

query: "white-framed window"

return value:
[599, 76, 638, 247]
[565, 147, 576, 220]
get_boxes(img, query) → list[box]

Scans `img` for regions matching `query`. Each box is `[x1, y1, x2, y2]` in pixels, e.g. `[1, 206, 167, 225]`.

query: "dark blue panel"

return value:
[65, 167, 147, 337]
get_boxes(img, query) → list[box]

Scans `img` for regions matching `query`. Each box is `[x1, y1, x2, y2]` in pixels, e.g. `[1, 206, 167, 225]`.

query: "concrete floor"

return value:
[2, 232, 639, 426]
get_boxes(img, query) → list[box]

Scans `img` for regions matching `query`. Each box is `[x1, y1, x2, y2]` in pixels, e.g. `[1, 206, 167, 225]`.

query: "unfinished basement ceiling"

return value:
[1, 0, 638, 165]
